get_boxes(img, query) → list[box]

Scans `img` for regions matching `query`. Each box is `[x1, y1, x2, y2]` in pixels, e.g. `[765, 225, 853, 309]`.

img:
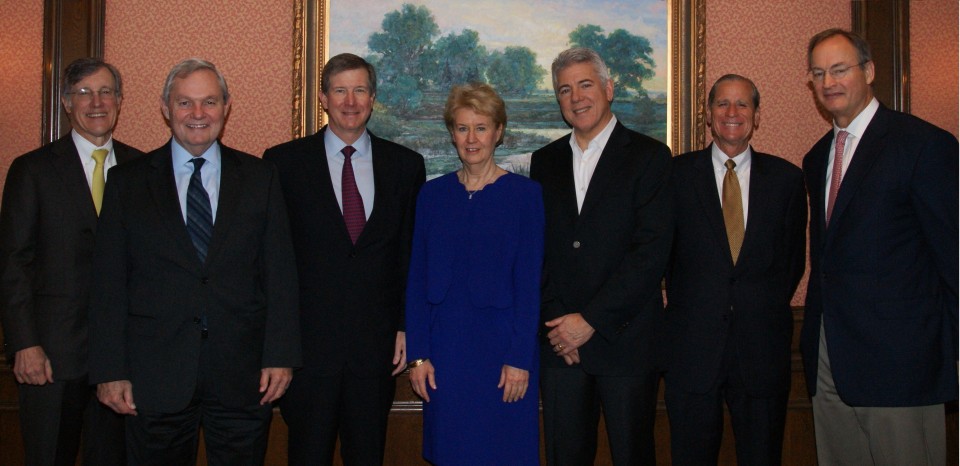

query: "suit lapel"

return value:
[49, 137, 100, 224]
[550, 136, 580, 224]
[358, 134, 393, 247]
[691, 147, 731, 263]
[580, 123, 628, 217]
[311, 128, 355, 245]
[806, 132, 832, 240]
[738, 150, 769, 269]
[204, 144, 242, 265]
[147, 143, 201, 268]
[827, 106, 890, 232]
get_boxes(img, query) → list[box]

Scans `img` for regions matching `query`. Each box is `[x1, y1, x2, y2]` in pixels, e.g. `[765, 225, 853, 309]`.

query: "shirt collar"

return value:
[71, 130, 113, 159]
[171, 138, 221, 170]
[324, 127, 372, 159]
[711, 142, 752, 172]
[569, 115, 618, 156]
[834, 97, 880, 139]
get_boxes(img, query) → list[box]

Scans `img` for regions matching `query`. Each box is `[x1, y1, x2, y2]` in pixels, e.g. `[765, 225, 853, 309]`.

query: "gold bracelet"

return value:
[407, 358, 428, 369]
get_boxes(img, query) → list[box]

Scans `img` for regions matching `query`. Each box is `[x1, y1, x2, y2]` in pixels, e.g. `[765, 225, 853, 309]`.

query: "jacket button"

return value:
[572, 241, 581, 249]
[201, 277, 209, 285]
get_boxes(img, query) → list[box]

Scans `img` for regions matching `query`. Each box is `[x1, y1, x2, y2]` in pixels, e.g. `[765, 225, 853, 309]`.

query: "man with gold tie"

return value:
[0, 57, 143, 466]
[663, 74, 807, 465]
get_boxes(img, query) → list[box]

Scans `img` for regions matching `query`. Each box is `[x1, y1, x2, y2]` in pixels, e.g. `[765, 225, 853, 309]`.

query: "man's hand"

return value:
[97, 380, 137, 415]
[546, 313, 595, 358]
[259, 367, 293, 405]
[561, 349, 581, 366]
[391, 331, 407, 376]
[13, 346, 53, 385]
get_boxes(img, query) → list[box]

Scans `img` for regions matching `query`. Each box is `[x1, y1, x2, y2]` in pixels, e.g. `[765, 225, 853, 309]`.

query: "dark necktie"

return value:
[341, 146, 366, 244]
[722, 159, 744, 264]
[186, 158, 213, 262]
[826, 130, 849, 226]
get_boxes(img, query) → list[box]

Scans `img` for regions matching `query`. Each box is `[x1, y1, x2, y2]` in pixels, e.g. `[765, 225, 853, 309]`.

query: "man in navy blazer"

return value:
[263, 53, 425, 466]
[801, 29, 958, 465]
[89, 59, 300, 466]
[664, 74, 806, 465]
[0, 57, 140, 466]
[530, 47, 672, 466]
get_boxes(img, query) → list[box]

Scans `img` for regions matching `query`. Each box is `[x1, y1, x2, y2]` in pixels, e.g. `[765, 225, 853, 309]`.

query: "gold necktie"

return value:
[722, 159, 744, 264]
[91, 149, 108, 215]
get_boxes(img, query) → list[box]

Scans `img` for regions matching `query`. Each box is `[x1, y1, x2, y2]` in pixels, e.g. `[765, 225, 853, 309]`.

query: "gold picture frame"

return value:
[291, 0, 705, 154]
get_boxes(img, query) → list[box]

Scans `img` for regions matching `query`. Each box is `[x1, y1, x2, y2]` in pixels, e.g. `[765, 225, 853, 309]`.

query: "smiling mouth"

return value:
[186, 124, 209, 129]
[86, 112, 108, 118]
[572, 107, 590, 115]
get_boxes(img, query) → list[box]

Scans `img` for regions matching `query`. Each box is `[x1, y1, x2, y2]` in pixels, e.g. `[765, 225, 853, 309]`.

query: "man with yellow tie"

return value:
[0, 57, 143, 466]
[663, 74, 807, 465]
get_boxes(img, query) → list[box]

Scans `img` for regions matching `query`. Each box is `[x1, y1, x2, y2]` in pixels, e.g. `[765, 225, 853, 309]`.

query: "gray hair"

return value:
[708, 74, 760, 109]
[551, 47, 611, 94]
[807, 28, 873, 70]
[161, 58, 230, 103]
[62, 57, 123, 97]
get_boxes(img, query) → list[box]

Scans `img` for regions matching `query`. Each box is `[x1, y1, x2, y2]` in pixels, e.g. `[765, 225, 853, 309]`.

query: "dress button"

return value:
[572, 241, 581, 249]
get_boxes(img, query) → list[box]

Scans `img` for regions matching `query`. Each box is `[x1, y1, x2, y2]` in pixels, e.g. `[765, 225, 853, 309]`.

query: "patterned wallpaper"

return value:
[104, 0, 294, 157]
[910, 0, 959, 137]
[705, 0, 850, 305]
[0, 0, 44, 177]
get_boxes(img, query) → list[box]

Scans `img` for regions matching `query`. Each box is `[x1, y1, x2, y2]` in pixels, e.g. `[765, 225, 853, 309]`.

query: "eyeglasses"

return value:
[65, 87, 118, 101]
[808, 62, 867, 83]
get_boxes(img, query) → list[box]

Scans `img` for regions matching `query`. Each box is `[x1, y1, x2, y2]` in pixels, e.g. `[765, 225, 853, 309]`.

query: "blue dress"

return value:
[406, 172, 544, 465]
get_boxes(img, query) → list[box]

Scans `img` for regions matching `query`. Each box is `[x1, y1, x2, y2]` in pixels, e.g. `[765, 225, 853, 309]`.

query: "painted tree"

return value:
[367, 4, 440, 114]
[422, 29, 488, 90]
[569, 25, 656, 99]
[486, 46, 546, 97]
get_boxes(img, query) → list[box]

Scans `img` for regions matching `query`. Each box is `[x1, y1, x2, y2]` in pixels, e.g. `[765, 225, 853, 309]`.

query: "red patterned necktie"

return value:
[341, 145, 366, 243]
[826, 130, 849, 226]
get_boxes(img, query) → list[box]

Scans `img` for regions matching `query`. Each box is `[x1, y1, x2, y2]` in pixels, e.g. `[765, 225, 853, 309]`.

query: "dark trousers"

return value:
[125, 382, 272, 466]
[280, 367, 396, 466]
[665, 344, 788, 466]
[18, 374, 125, 466]
[541, 366, 659, 466]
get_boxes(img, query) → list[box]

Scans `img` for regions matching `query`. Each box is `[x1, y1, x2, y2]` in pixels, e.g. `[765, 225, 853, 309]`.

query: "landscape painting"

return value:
[326, 0, 671, 178]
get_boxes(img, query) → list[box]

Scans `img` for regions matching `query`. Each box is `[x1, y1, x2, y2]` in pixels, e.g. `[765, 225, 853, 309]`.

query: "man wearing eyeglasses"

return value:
[800, 28, 958, 465]
[0, 57, 143, 466]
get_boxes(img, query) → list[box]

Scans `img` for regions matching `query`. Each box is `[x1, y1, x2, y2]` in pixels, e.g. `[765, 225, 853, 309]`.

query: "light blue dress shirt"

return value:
[171, 140, 221, 224]
[324, 129, 375, 219]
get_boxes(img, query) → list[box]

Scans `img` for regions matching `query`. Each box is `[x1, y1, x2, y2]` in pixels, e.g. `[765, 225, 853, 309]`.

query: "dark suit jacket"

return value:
[665, 146, 806, 397]
[801, 105, 958, 406]
[530, 121, 673, 376]
[88, 141, 301, 412]
[263, 128, 425, 377]
[0, 135, 142, 380]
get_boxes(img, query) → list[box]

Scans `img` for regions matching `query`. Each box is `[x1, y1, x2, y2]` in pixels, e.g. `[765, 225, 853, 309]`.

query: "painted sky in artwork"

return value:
[329, 0, 669, 92]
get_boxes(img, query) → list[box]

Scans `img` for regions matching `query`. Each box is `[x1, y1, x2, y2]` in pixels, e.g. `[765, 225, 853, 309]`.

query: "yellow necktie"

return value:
[91, 149, 108, 215]
[722, 159, 744, 264]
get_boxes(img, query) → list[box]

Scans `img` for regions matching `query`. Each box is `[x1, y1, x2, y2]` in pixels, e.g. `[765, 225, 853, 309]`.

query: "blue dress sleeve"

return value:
[503, 181, 545, 371]
[405, 188, 432, 362]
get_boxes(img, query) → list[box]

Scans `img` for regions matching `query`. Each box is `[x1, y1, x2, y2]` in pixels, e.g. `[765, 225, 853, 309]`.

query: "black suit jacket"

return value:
[88, 141, 301, 412]
[801, 105, 958, 406]
[664, 146, 806, 397]
[0, 135, 142, 379]
[263, 128, 425, 377]
[530, 121, 673, 376]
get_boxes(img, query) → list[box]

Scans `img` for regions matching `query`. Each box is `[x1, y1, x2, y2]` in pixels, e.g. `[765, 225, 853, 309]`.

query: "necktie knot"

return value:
[190, 157, 206, 171]
[724, 159, 736, 171]
[92, 148, 108, 164]
[342, 145, 357, 159]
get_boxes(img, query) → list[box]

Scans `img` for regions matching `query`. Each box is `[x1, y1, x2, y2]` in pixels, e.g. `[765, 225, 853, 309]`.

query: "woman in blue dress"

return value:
[405, 83, 544, 465]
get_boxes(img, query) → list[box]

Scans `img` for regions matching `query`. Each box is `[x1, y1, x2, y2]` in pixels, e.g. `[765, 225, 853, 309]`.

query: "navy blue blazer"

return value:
[801, 105, 958, 406]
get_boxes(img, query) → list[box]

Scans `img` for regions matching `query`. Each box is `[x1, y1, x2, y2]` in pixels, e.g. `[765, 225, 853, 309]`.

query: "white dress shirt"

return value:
[823, 97, 880, 211]
[71, 130, 117, 190]
[711, 143, 752, 225]
[570, 116, 618, 213]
